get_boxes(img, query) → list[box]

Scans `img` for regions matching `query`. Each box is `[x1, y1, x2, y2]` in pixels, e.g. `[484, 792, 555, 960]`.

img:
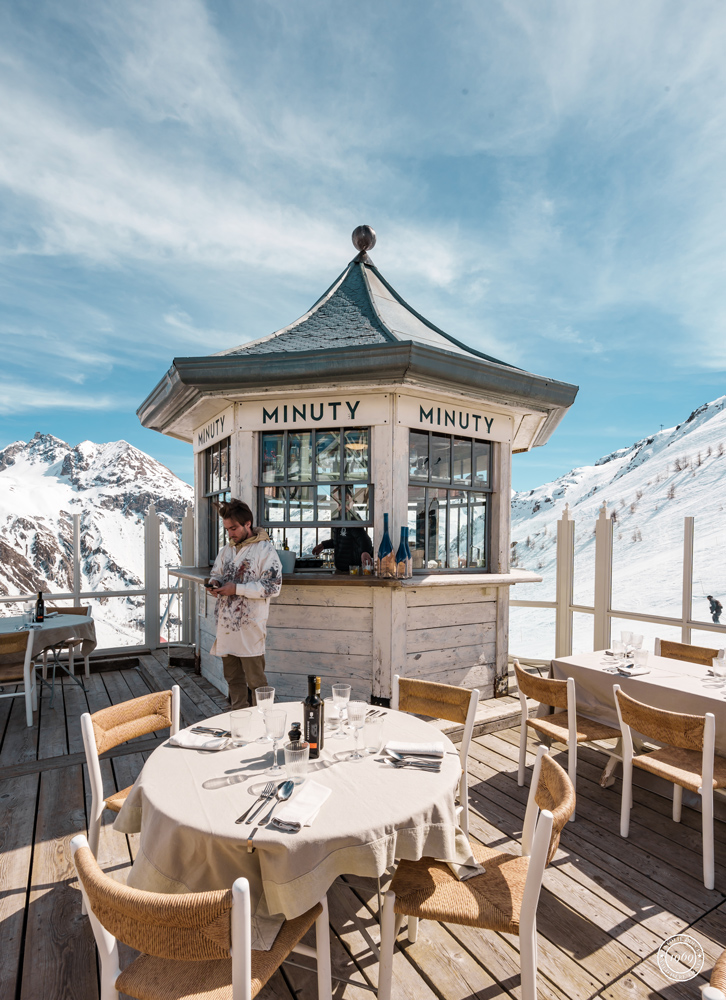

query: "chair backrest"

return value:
[522, 745, 576, 865]
[614, 686, 705, 751]
[393, 676, 473, 724]
[655, 638, 721, 666]
[514, 660, 568, 710]
[0, 631, 33, 680]
[90, 689, 177, 755]
[72, 837, 233, 960]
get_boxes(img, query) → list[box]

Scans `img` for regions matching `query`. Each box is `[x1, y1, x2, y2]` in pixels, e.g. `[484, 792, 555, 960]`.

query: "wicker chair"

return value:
[71, 833, 332, 1000]
[614, 684, 725, 890]
[392, 674, 479, 841]
[0, 631, 37, 727]
[81, 687, 181, 858]
[704, 948, 726, 999]
[514, 660, 618, 821]
[655, 638, 724, 666]
[42, 604, 93, 679]
[378, 744, 575, 1000]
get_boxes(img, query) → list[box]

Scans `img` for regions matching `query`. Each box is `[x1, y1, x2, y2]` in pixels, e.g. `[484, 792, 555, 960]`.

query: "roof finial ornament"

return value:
[352, 225, 376, 263]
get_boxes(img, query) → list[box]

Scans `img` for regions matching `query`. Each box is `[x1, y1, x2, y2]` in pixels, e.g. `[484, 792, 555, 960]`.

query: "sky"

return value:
[1, 0, 725, 493]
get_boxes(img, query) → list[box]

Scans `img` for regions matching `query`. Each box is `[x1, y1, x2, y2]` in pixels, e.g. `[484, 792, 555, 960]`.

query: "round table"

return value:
[115, 701, 474, 950]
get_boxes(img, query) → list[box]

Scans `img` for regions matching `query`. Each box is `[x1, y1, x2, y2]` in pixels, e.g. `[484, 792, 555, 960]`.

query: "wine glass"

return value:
[345, 701, 368, 762]
[331, 683, 351, 740]
[264, 709, 287, 775]
[255, 686, 275, 743]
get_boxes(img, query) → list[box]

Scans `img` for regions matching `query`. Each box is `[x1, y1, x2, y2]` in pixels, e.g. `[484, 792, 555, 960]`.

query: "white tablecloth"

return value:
[552, 650, 726, 753]
[115, 703, 473, 949]
[0, 614, 97, 657]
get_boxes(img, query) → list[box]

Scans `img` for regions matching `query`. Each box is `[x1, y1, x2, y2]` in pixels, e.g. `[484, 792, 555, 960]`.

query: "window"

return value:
[204, 438, 231, 563]
[259, 428, 373, 554]
[408, 431, 491, 570]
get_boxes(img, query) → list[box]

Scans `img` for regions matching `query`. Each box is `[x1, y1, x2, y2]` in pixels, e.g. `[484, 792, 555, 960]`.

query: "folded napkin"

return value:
[270, 780, 331, 832]
[617, 665, 650, 677]
[447, 859, 487, 881]
[168, 731, 229, 751]
[385, 741, 445, 758]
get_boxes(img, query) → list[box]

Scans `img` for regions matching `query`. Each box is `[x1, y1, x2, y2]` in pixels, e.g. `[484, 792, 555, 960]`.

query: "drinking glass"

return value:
[611, 639, 625, 662]
[346, 701, 368, 762]
[620, 631, 633, 648]
[331, 683, 351, 740]
[712, 657, 726, 688]
[284, 740, 310, 784]
[264, 710, 287, 775]
[630, 634, 644, 650]
[633, 649, 648, 668]
[230, 709, 253, 747]
[363, 716, 384, 755]
[255, 686, 276, 743]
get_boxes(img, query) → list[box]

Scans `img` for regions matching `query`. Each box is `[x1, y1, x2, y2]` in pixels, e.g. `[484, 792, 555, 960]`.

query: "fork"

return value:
[238, 782, 276, 825]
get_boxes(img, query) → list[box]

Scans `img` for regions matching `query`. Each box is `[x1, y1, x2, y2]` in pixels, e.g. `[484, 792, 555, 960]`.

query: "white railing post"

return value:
[555, 504, 575, 657]
[181, 507, 195, 645]
[72, 513, 81, 605]
[144, 504, 160, 650]
[593, 502, 613, 651]
[682, 516, 694, 644]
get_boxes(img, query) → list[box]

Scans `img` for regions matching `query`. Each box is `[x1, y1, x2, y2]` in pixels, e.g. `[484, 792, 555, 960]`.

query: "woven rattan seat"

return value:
[0, 631, 37, 727]
[379, 746, 575, 1000]
[633, 745, 726, 792]
[705, 948, 726, 999]
[656, 638, 723, 667]
[527, 711, 620, 744]
[105, 785, 133, 813]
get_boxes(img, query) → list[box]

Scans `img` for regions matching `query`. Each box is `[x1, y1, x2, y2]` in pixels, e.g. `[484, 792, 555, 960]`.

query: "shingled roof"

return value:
[217, 256, 515, 368]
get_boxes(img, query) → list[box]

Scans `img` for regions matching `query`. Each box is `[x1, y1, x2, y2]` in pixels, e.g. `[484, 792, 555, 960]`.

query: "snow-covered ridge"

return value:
[0, 432, 194, 647]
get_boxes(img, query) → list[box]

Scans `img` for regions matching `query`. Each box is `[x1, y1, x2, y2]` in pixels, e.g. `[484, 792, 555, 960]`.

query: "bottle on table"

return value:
[34, 591, 45, 623]
[378, 513, 395, 578]
[288, 721, 302, 744]
[304, 675, 325, 759]
[396, 526, 412, 579]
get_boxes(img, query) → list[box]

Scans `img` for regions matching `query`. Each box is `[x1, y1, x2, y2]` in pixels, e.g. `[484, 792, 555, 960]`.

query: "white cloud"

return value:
[0, 379, 126, 415]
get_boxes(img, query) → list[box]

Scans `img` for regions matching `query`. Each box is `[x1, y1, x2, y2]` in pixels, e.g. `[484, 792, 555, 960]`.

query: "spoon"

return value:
[258, 780, 294, 825]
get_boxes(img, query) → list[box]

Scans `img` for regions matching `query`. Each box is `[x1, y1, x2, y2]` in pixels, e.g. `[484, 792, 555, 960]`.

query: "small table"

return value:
[115, 703, 473, 950]
[0, 614, 97, 703]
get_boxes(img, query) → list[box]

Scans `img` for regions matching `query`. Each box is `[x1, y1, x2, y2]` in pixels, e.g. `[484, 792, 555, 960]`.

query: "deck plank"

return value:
[0, 772, 39, 1000]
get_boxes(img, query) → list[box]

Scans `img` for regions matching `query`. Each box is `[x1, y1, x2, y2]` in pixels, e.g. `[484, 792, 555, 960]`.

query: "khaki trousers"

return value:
[222, 654, 268, 710]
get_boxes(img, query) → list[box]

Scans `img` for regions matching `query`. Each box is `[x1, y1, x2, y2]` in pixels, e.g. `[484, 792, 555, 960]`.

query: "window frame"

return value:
[203, 438, 232, 564]
[407, 431, 493, 573]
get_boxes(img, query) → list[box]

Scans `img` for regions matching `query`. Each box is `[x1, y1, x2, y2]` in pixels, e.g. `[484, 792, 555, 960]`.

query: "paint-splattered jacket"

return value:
[209, 529, 282, 658]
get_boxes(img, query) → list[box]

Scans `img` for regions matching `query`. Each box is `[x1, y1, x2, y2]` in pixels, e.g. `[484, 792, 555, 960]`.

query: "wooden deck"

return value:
[1, 654, 725, 1000]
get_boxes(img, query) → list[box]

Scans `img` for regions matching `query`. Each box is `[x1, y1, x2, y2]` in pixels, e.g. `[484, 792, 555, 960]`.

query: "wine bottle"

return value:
[404, 525, 413, 577]
[378, 513, 395, 578]
[35, 591, 45, 623]
[396, 527, 408, 579]
[303, 675, 325, 758]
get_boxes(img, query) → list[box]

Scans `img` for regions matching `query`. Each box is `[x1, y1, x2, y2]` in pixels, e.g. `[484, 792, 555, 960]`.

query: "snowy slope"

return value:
[510, 397, 726, 657]
[0, 433, 193, 648]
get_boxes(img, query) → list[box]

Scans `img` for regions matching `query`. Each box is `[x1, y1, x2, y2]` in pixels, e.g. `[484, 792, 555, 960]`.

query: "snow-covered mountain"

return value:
[510, 396, 726, 658]
[0, 433, 193, 648]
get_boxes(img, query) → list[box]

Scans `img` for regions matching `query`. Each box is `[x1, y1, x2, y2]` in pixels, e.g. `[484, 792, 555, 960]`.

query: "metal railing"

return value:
[510, 503, 726, 663]
[0, 506, 195, 654]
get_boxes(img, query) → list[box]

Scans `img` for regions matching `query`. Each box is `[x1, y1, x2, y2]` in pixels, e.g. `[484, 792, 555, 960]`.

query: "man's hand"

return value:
[209, 582, 236, 597]
[362, 552, 373, 567]
[312, 543, 323, 555]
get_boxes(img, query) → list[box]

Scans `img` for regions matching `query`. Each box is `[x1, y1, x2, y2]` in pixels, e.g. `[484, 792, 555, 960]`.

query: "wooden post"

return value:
[593, 503, 613, 651]
[181, 507, 195, 646]
[144, 504, 161, 650]
[72, 513, 81, 605]
[555, 505, 575, 658]
[682, 516, 694, 645]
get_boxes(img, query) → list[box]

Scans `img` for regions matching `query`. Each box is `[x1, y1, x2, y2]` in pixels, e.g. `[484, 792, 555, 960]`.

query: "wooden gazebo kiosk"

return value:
[138, 227, 578, 702]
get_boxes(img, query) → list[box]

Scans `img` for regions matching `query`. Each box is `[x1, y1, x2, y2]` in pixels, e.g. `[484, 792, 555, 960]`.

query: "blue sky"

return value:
[1, 0, 725, 492]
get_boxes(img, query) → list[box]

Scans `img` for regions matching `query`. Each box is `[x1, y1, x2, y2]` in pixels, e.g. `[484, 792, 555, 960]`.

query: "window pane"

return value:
[408, 487, 426, 570]
[206, 449, 214, 494]
[263, 486, 286, 523]
[317, 484, 342, 522]
[453, 438, 471, 484]
[301, 527, 318, 554]
[448, 490, 469, 568]
[289, 486, 315, 522]
[409, 431, 429, 480]
[470, 493, 487, 568]
[288, 432, 313, 482]
[316, 431, 340, 481]
[261, 433, 285, 483]
[345, 484, 369, 521]
[426, 488, 448, 568]
[211, 445, 221, 492]
[220, 440, 229, 490]
[430, 435, 451, 483]
[344, 429, 369, 480]
[473, 441, 490, 486]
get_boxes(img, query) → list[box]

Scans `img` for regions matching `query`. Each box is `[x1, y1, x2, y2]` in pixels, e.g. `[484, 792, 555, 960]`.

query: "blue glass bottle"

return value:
[404, 525, 413, 577]
[378, 513, 395, 578]
[396, 527, 412, 579]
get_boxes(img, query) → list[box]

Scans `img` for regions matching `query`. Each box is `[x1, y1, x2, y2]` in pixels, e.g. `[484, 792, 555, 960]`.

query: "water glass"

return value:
[284, 740, 310, 784]
[363, 716, 384, 755]
[630, 634, 644, 650]
[620, 631, 633, 647]
[331, 683, 351, 740]
[612, 639, 625, 660]
[264, 709, 287, 775]
[255, 686, 275, 743]
[346, 701, 368, 762]
[230, 709, 254, 747]
[633, 649, 648, 668]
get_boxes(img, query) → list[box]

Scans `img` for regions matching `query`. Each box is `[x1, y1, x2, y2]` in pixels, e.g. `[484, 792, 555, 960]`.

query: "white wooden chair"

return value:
[81, 687, 181, 857]
[654, 637, 724, 665]
[71, 833, 332, 1000]
[378, 745, 575, 1000]
[514, 660, 619, 822]
[42, 604, 93, 679]
[0, 631, 38, 727]
[614, 684, 725, 890]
